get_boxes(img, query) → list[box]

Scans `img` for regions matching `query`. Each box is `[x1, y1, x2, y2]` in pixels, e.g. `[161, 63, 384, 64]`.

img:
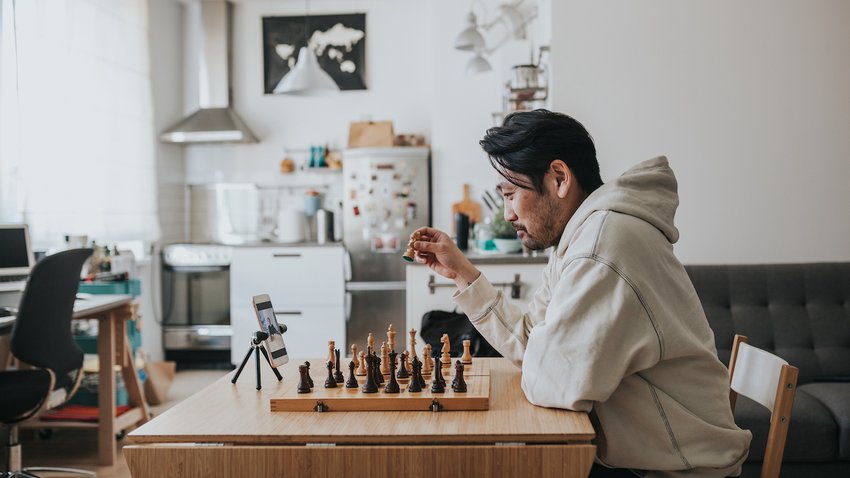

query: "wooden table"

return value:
[20, 294, 150, 466]
[125, 358, 595, 478]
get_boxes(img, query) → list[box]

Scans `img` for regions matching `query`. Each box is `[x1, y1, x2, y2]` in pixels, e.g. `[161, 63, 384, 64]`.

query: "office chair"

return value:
[1, 248, 95, 478]
[728, 334, 799, 478]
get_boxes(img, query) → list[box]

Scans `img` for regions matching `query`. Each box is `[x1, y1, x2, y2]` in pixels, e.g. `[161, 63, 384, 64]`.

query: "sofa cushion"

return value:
[798, 383, 850, 459]
[686, 263, 850, 385]
[734, 390, 837, 462]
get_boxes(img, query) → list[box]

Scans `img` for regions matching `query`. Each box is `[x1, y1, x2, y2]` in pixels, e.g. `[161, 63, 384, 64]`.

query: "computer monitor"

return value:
[0, 224, 34, 277]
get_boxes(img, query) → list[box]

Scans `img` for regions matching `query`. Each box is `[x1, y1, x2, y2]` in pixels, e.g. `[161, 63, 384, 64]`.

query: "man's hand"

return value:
[412, 227, 480, 290]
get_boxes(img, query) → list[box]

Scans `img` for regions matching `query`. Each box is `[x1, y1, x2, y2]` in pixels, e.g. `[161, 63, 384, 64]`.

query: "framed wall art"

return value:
[262, 13, 367, 93]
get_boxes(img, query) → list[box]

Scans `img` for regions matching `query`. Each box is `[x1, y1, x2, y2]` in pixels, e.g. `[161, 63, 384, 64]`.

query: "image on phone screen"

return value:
[255, 300, 280, 336]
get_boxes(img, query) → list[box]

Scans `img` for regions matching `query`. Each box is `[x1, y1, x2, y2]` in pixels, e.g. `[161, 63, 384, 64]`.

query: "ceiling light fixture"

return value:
[272, 0, 340, 96]
[454, 0, 537, 76]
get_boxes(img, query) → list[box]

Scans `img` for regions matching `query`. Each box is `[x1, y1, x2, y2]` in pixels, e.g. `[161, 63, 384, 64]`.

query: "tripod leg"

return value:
[255, 346, 262, 390]
[260, 346, 283, 381]
[232, 345, 254, 384]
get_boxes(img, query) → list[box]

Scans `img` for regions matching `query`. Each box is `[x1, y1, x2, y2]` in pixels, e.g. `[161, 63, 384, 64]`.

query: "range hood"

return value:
[161, 0, 257, 144]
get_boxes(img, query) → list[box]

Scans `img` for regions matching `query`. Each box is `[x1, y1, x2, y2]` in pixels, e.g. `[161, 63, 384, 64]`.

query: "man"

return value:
[413, 110, 751, 477]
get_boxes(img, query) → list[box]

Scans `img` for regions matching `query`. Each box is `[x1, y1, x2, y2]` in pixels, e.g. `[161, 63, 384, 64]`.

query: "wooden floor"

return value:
[7, 370, 227, 478]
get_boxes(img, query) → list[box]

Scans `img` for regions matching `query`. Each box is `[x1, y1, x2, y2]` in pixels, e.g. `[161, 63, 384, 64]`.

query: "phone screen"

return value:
[255, 300, 280, 335]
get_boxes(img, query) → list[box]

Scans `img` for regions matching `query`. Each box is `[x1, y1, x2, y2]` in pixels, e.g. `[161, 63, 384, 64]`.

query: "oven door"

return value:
[162, 265, 231, 351]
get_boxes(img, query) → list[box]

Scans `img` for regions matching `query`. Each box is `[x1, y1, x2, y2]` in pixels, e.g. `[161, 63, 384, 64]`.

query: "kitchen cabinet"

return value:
[405, 257, 547, 345]
[230, 245, 345, 365]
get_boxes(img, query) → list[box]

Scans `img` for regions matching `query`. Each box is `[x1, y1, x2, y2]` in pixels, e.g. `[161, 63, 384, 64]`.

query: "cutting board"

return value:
[451, 184, 482, 232]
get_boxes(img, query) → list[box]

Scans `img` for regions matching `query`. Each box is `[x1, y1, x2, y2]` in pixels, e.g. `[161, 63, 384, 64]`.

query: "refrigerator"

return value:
[342, 147, 431, 351]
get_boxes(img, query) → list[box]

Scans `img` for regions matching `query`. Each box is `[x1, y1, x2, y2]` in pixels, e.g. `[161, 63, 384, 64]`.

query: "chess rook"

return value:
[462, 339, 473, 364]
[452, 360, 467, 393]
[380, 342, 389, 375]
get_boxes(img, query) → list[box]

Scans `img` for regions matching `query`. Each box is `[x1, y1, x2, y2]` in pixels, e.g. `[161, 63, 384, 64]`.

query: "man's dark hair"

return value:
[479, 109, 603, 195]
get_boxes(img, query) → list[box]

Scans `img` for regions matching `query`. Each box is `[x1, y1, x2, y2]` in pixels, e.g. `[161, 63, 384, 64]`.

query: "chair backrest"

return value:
[11, 248, 93, 378]
[728, 334, 799, 478]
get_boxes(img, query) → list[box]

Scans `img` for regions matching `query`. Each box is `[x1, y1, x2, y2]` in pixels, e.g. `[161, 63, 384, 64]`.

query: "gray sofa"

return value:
[686, 263, 850, 478]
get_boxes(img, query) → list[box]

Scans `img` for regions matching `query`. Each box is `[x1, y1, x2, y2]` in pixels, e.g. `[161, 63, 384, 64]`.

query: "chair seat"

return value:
[734, 392, 837, 462]
[0, 369, 52, 423]
[798, 383, 850, 460]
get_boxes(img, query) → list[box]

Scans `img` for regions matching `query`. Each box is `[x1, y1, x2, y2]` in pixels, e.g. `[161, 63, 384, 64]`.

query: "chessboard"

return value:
[270, 326, 490, 413]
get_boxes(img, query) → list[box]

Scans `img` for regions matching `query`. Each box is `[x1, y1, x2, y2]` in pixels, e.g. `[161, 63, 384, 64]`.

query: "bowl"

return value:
[493, 238, 522, 253]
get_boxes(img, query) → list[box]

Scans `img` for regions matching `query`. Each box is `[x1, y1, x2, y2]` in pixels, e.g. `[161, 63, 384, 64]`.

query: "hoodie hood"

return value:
[557, 156, 679, 254]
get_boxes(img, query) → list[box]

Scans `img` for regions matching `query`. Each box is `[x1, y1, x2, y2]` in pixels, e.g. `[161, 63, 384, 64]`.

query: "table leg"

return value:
[121, 335, 150, 423]
[97, 313, 116, 466]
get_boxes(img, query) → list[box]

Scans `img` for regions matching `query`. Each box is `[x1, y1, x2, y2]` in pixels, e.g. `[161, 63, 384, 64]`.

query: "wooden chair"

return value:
[728, 334, 799, 478]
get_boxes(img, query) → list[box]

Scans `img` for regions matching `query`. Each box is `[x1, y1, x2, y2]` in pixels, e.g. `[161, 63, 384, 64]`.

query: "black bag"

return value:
[420, 309, 501, 358]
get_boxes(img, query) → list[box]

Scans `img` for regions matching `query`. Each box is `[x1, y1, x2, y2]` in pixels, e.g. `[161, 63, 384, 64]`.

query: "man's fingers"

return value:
[413, 240, 440, 252]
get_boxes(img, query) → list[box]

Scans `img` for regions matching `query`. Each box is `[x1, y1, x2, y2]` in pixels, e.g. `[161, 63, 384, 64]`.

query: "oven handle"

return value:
[163, 265, 229, 273]
[272, 253, 302, 258]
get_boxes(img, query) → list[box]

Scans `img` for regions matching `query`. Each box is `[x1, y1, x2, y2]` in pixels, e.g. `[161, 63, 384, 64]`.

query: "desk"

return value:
[125, 358, 595, 478]
[20, 295, 150, 466]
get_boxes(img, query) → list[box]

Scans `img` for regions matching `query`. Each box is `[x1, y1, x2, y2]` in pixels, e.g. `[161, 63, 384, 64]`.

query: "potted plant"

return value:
[489, 206, 522, 253]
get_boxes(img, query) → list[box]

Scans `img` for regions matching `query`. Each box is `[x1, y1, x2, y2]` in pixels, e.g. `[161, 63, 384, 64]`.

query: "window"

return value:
[0, 0, 159, 248]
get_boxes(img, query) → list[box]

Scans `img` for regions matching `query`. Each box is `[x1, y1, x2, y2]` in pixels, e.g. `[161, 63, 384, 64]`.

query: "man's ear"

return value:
[550, 160, 572, 199]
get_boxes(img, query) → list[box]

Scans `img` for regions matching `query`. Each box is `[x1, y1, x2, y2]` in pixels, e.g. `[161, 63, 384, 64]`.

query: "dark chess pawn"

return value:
[334, 349, 345, 383]
[304, 361, 314, 388]
[345, 360, 359, 388]
[408, 357, 423, 393]
[384, 351, 400, 393]
[431, 358, 445, 393]
[297, 365, 312, 393]
[324, 360, 338, 388]
[452, 360, 467, 393]
[361, 353, 378, 393]
[396, 351, 410, 380]
[412, 356, 426, 389]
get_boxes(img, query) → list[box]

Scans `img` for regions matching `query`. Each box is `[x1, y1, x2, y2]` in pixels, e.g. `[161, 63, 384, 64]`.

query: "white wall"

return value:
[183, 0, 433, 185]
[550, 0, 850, 263]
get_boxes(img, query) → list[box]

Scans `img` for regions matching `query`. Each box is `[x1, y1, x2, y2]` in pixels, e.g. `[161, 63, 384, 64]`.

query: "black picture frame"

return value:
[262, 13, 367, 94]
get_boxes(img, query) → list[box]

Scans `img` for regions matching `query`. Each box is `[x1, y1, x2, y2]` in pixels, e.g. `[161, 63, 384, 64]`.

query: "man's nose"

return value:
[504, 205, 518, 222]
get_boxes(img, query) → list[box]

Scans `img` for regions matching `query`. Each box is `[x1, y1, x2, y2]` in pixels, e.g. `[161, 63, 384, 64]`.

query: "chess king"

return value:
[410, 110, 750, 478]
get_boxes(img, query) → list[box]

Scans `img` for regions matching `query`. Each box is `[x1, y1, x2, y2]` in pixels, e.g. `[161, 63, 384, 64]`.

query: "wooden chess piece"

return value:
[452, 360, 467, 393]
[462, 339, 473, 364]
[380, 342, 390, 375]
[361, 354, 378, 393]
[328, 340, 336, 367]
[384, 351, 400, 393]
[356, 351, 367, 376]
[408, 328, 418, 365]
[408, 357, 423, 393]
[334, 349, 344, 383]
[441, 334, 451, 368]
[304, 361, 314, 388]
[297, 365, 311, 393]
[373, 353, 384, 385]
[430, 358, 445, 393]
[396, 351, 410, 379]
[367, 333, 374, 354]
[387, 324, 396, 352]
[324, 361, 337, 388]
[403, 349, 412, 374]
[402, 231, 420, 262]
[351, 344, 359, 368]
[345, 361, 358, 388]
[422, 344, 433, 375]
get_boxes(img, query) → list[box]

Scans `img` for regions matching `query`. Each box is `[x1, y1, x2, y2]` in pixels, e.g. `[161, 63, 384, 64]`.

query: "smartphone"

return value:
[251, 294, 289, 368]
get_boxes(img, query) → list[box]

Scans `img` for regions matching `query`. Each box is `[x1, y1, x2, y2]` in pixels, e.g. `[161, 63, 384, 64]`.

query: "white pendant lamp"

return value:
[273, 46, 339, 96]
[454, 12, 485, 51]
[465, 51, 492, 76]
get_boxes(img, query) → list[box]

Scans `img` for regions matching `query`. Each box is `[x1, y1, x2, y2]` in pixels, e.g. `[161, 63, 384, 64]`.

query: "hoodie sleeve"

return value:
[451, 260, 554, 367]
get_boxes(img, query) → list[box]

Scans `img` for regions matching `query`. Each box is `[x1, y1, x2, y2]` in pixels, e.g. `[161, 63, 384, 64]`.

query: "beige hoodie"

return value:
[453, 157, 751, 477]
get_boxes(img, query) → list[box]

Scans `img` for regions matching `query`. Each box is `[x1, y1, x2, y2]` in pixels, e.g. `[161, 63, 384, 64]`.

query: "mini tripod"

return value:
[232, 327, 285, 390]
